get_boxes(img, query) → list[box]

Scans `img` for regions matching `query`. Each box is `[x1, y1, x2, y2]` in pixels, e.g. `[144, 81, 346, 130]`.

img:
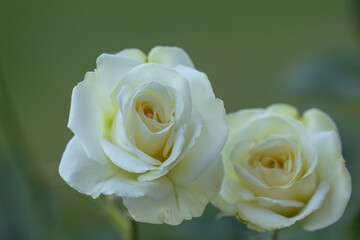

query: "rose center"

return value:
[249, 146, 294, 173]
[139, 101, 168, 125]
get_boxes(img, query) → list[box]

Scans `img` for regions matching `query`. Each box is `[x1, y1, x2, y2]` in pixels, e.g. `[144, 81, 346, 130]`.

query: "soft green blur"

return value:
[0, 0, 359, 239]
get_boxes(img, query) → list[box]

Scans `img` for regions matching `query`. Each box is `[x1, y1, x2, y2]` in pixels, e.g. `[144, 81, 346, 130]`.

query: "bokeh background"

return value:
[1, 0, 359, 239]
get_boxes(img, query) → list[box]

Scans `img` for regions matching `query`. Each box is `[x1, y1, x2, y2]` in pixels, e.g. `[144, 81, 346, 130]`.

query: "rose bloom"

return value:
[59, 46, 228, 224]
[213, 104, 351, 231]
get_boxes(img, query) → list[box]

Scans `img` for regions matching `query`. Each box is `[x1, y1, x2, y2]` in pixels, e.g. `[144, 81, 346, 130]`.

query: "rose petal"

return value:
[134, 111, 173, 159]
[95, 53, 143, 103]
[233, 181, 329, 231]
[119, 63, 192, 126]
[229, 114, 318, 182]
[100, 174, 173, 200]
[68, 72, 106, 163]
[248, 173, 317, 203]
[302, 109, 338, 135]
[255, 197, 304, 208]
[123, 158, 223, 225]
[137, 126, 187, 182]
[117, 65, 198, 172]
[101, 139, 156, 173]
[228, 109, 265, 131]
[130, 82, 175, 158]
[59, 137, 173, 199]
[267, 104, 299, 119]
[170, 65, 228, 183]
[220, 173, 255, 202]
[300, 131, 351, 230]
[59, 137, 115, 197]
[148, 46, 195, 68]
[116, 48, 147, 62]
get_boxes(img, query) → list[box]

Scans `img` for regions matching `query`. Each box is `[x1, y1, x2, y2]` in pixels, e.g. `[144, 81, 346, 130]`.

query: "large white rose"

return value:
[59, 46, 228, 225]
[213, 104, 351, 231]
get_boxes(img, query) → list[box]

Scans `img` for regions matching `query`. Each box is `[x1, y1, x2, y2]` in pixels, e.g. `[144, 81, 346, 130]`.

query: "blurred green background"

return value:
[0, 0, 359, 239]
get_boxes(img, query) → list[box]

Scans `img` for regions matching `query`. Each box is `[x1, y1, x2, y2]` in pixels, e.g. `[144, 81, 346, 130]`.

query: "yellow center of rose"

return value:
[136, 101, 173, 133]
[142, 102, 161, 122]
[133, 97, 175, 161]
[249, 145, 294, 173]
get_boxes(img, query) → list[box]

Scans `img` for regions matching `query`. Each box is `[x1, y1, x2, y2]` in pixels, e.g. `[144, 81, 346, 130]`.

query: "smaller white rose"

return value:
[59, 46, 228, 225]
[213, 104, 351, 231]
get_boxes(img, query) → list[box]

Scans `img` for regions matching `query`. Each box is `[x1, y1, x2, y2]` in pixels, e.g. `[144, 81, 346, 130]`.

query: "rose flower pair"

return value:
[59, 46, 351, 232]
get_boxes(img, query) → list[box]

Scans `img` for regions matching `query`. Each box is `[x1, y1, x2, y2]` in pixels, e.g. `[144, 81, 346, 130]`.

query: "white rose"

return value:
[213, 104, 351, 231]
[59, 46, 228, 225]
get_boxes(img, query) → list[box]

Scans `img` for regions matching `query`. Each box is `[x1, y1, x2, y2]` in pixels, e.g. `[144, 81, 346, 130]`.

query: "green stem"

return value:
[131, 219, 138, 240]
[100, 197, 139, 240]
[270, 230, 279, 240]
[102, 200, 132, 239]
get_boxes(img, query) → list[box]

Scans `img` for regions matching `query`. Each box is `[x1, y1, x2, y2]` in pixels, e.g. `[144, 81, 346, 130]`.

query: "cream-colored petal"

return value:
[233, 163, 269, 188]
[254, 197, 305, 217]
[148, 46, 195, 68]
[134, 112, 173, 159]
[118, 64, 208, 180]
[59, 137, 172, 200]
[235, 201, 297, 231]
[117, 48, 147, 62]
[170, 65, 228, 183]
[68, 72, 107, 163]
[116, 73, 197, 176]
[267, 103, 299, 119]
[228, 109, 265, 131]
[302, 108, 338, 135]
[137, 126, 187, 182]
[229, 113, 318, 183]
[95, 53, 143, 104]
[101, 139, 156, 173]
[111, 108, 134, 153]
[231, 134, 299, 188]
[128, 81, 175, 159]
[300, 131, 351, 230]
[217, 174, 255, 204]
[59, 137, 115, 198]
[255, 197, 304, 208]
[123, 187, 180, 224]
[138, 112, 203, 182]
[233, 181, 329, 231]
[100, 173, 173, 200]
[248, 173, 317, 203]
[119, 63, 192, 125]
[117, 81, 177, 166]
[231, 114, 304, 143]
[123, 158, 223, 225]
[211, 195, 238, 216]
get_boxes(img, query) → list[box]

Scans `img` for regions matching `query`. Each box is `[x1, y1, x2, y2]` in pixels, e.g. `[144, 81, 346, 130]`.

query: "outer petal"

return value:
[59, 137, 114, 197]
[101, 139, 156, 173]
[170, 65, 228, 183]
[95, 53, 143, 102]
[302, 109, 338, 135]
[59, 137, 173, 199]
[300, 131, 351, 230]
[116, 48, 147, 62]
[68, 72, 106, 163]
[228, 108, 265, 131]
[123, 158, 223, 225]
[233, 181, 329, 231]
[99, 173, 173, 200]
[148, 46, 195, 68]
[267, 103, 299, 119]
